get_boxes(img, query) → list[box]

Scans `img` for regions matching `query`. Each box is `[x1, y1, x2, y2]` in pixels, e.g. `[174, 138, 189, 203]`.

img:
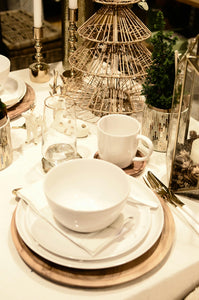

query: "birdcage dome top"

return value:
[94, 0, 140, 5]
[78, 6, 151, 44]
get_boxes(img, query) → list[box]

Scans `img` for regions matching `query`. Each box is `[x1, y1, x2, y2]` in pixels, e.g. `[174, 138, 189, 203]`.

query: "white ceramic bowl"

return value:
[0, 55, 10, 91]
[43, 158, 130, 232]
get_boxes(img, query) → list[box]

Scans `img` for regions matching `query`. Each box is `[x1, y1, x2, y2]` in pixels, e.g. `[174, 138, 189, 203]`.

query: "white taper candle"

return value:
[33, 0, 43, 28]
[69, 0, 78, 9]
[190, 138, 199, 164]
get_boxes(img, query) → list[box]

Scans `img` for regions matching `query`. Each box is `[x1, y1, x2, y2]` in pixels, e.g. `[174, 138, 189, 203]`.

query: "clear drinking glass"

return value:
[42, 94, 77, 169]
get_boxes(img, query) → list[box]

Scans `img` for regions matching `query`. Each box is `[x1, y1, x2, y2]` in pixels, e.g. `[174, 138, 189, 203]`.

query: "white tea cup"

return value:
[0, 55, 10, 92]
[97, 114, 153, 169]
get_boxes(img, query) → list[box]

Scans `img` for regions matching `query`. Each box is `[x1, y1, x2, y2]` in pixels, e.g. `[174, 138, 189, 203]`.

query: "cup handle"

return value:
[133, 134, 153, 162]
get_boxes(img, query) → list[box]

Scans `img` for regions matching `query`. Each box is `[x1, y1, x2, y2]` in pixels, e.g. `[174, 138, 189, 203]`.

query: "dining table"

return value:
[1, 61, 199, 300]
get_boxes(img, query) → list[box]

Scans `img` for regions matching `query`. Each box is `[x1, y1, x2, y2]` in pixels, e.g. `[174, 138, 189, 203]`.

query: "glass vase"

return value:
[167, 35, 199, 197]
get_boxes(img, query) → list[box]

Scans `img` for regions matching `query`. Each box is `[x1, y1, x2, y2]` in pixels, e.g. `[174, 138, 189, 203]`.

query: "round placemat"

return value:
[94, 150, 146, 177]
[11, 198, 175, 288]
[7, 84, 35, 120]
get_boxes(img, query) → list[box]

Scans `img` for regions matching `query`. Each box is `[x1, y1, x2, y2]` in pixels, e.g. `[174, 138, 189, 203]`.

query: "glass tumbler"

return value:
[42, 95, 77, 168]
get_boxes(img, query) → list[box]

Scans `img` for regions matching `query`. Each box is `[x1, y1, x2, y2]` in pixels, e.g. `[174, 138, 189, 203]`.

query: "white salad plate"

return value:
[15, 176, 164, 270]
[0, 75, 26, 108]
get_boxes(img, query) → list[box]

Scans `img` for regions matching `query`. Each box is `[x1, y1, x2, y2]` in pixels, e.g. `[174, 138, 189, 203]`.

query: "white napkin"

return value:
[17, 181, 135, 256]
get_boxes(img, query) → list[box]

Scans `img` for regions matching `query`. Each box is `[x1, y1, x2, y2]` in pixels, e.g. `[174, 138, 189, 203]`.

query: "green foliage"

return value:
[0, 99, 7, 120]
[142, 11, 177, 110]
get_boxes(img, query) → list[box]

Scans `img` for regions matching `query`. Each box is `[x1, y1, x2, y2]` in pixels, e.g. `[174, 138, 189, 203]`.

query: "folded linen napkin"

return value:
[17, 180, 135, 256]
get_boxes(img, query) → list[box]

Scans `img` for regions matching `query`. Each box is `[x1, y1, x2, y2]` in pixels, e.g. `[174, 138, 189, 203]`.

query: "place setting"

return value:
[6, 81, 35, 120]
[1, 75, 27, 109]
[11, 111, 175, 288]
[0, 55, 26, 107]
[11, 159, 174, 287]
[0, 55, 35, 120]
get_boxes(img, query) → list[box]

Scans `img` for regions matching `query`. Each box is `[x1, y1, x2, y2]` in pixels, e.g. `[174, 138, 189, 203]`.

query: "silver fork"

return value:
[147, 171, 199, 225]
[143, 172, 199, 235]
[143, 175, 168, 200]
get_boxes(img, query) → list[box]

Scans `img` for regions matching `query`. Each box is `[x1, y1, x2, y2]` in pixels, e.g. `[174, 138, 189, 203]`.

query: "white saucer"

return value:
[15, 176, 164, 269]
[0, 75, 26, 108]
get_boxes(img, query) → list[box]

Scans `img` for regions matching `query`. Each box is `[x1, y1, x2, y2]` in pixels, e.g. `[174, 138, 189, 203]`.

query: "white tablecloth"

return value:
[1, 62, 199, 300]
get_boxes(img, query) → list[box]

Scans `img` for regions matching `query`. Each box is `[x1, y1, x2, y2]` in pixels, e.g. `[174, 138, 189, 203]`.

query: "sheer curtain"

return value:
[7, 0, 32, 13]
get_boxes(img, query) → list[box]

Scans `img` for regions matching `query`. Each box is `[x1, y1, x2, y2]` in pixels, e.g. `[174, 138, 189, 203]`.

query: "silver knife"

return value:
[148, 171, 199, 225]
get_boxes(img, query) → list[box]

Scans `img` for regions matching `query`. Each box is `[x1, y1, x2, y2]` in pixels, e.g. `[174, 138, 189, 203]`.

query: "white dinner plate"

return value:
[0, 75, 26, 107]
[15, 176, 164, 269]
[25, 201, 151, 261]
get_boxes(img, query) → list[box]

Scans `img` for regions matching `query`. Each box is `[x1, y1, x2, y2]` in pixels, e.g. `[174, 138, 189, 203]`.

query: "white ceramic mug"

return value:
[97, 114, 153, 169]
[0, 55, 10, 92]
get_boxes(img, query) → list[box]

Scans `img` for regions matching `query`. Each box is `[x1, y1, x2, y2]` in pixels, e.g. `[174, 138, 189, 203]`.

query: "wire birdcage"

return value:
[65, 0, 152, 116]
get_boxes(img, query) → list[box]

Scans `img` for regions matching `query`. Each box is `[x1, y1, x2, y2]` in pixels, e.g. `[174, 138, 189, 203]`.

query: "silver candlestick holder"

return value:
[63, 8, 78, 78]
[29, 27, 50, 83]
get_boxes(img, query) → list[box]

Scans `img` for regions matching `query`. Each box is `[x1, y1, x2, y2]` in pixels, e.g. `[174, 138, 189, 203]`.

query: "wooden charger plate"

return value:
[11, 198, 175, 288]
[7, 84, 35, 120]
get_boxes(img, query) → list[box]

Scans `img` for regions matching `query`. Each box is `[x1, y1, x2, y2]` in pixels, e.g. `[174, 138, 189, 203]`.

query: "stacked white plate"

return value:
[15, 176, 164, 270]
[0, 75, 26, 108]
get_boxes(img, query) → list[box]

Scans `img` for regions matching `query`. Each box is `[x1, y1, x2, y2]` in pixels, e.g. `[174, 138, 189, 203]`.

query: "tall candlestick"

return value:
[29, 27, 50, 83]
[190, 138, 199, 165]
[33, 0, 43, 28]
[62, 2, 78, 78]
[69, 0, 78, 9]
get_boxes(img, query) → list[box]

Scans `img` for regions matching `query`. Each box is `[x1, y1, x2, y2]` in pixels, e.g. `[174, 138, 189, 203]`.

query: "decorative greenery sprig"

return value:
[142, 11, 177, 110]
[0, 99, 7, 120]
